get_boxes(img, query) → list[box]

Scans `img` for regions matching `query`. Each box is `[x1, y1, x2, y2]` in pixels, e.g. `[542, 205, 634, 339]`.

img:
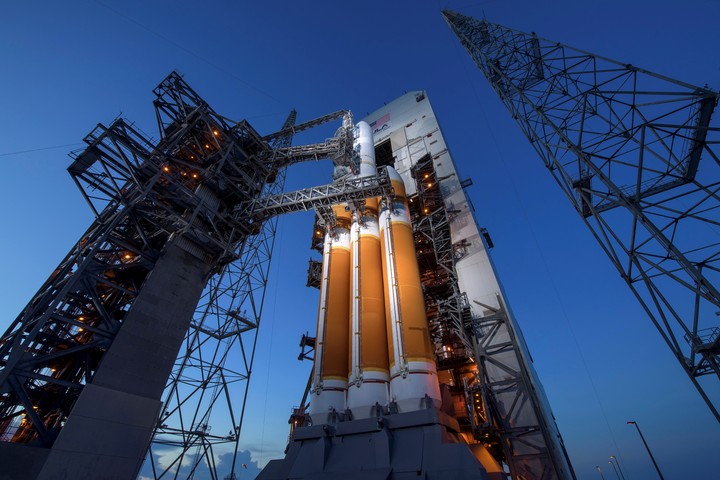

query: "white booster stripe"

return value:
[350, 217, 362, 382]
[381, 208, 405, 374]
[312, 231, 332, 390]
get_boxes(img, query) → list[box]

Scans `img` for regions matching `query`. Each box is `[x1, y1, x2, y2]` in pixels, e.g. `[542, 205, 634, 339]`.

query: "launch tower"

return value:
[0, 73, 392, 480]
[0, 69, 576, 479]
[261, 92, 575, 479]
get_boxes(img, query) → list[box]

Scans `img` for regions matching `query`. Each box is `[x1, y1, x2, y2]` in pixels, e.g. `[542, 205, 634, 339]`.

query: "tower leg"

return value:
[0, 241, 211, 480]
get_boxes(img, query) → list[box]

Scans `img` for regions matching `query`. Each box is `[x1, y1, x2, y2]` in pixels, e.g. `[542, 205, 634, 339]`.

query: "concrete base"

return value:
[0, 443, 49, 480]
[258, 408, 489, 480]
[0, 241, 212, 480]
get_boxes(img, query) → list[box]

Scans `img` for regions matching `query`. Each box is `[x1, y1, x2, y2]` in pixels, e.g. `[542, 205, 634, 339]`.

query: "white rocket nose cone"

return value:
[386, 166, 402, 183]
[384, 166, 407, 198]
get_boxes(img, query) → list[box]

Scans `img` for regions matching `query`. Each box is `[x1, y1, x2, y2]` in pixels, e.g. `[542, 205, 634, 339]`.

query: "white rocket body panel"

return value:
[350, 219, 362, 383]
[389, 360, 440, 413]
[354, 121, 377, 178]
[308, 378, 347, 424]
[380, 205, 406, 374]
[346, 123, 391, 419]
[346, 370, 389, 418]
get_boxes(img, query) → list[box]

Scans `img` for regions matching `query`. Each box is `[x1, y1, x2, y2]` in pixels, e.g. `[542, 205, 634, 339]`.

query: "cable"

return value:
[257, 218, 284, 468]
[0, 143, 84, 158]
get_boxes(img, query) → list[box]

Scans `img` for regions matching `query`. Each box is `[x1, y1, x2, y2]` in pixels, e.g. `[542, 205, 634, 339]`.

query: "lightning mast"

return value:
[443, 10, 720, 421]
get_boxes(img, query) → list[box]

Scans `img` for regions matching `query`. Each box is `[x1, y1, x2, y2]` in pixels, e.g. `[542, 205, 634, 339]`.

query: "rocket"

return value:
[310, 121, 440, 423]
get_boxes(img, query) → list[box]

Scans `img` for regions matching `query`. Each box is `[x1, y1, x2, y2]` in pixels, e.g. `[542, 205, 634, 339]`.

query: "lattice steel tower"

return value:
[444, 10, 720, 421]
[0, 72, 392, 479]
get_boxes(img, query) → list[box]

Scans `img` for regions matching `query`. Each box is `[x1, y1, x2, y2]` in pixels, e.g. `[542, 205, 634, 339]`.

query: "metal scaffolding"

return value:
[0, 71, 393, 479]
[0, 118, 163, 446]
[145, 106, 298, 479]
[409, 152, 574, 480]
[444, 10, 720, 421]
[410, 153, 472, 363]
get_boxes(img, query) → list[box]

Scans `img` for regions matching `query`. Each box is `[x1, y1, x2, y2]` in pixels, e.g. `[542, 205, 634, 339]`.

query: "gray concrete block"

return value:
[30, 241, 213, 480]
[66, 384, 162, 429]
[0, 443, 49, 480]
[37, 450, 144, 480]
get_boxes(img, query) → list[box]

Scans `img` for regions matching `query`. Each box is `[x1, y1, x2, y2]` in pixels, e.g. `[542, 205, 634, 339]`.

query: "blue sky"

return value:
[2, 1, 720, 479]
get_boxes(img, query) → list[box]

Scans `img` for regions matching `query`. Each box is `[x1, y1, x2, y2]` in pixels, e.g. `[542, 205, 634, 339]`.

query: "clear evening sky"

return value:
[1, 1, 719, 479]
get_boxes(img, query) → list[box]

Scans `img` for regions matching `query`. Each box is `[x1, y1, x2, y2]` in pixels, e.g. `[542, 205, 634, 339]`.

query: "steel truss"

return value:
[137, 78, 386, 479]
[444, 10, 720, 421]
[145, 102, 298, 478]
[409, 152, 574, 479]
[410, 153, 472, 363]
[0, 119, 163, 445]
[0, 69, 390, 479]
[466, 297, 575, 480]
[0, 70, 275, 451]
[244, 167, 391, 222]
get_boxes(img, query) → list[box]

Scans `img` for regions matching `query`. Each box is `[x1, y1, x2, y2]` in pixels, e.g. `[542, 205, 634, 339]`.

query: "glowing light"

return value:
[163, 166, 170, 172]
[78, 316, 85, 321]
[213, 130, 219, 136]
[78, 328, 84, 332]
[205, 144, 210, 149]
[427, 183, 432, 187]
[424, 174, 429, 178]
[192, 173, 198, 178]
[124, 254, 132, 260]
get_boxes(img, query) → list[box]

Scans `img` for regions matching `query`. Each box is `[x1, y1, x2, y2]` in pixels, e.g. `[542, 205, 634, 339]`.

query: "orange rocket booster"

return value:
[309, 205, 352, 424]
[380, 167, 441, 413]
